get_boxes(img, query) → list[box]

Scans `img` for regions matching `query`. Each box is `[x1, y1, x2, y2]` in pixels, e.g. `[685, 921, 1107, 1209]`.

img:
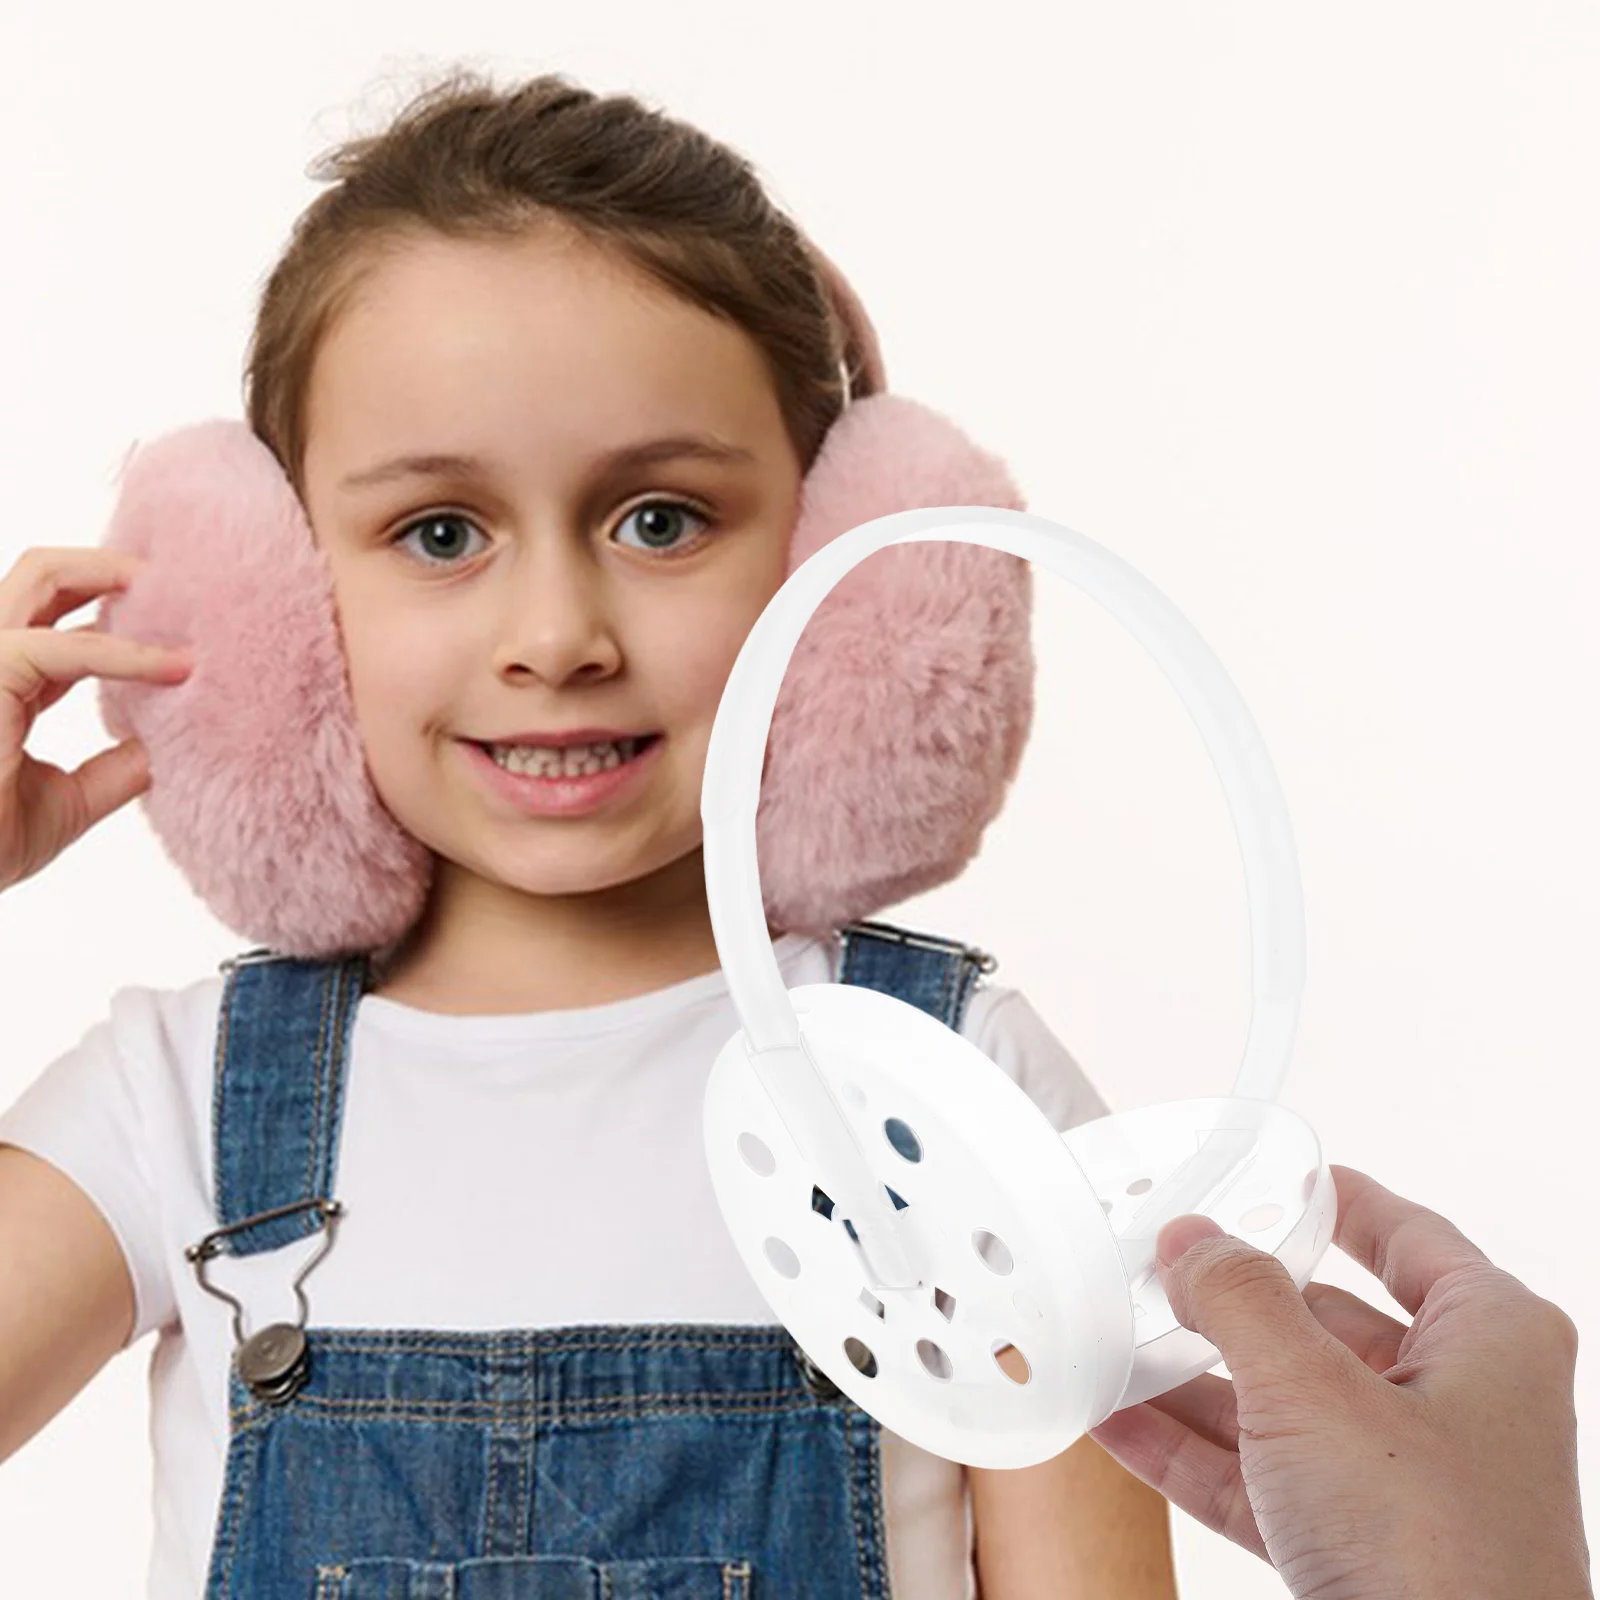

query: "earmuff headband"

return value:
[701, 506, 1305, 1276]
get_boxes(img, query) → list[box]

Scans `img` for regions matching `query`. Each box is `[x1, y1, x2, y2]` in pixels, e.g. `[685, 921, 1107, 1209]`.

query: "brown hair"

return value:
[243, 66, 882, 498]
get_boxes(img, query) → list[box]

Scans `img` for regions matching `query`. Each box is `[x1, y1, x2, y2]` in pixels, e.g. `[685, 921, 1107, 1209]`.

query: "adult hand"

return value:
[1089, 1165, 1592, 1599]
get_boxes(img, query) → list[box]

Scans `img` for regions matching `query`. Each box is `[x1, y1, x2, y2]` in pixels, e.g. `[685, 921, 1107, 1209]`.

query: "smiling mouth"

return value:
[472, 733, 662, 778]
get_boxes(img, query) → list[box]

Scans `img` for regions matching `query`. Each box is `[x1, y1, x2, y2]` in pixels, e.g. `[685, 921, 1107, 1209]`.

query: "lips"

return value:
[470, 733, 663, 767]
[472, 727, 660, 750]
[486, 732, 662, 774]
[460, 728, 666, 817]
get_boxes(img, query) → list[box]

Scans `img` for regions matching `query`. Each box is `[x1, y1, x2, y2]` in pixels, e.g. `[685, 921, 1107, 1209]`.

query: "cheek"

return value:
[335, 585, 466, 741]
[655, 520, 793, 723]
[648, 586, 775, 732]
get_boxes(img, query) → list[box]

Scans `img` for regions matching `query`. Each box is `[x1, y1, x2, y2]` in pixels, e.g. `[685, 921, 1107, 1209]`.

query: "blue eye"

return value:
[392, 513, 487, 566]
[613, 500, 710, 554]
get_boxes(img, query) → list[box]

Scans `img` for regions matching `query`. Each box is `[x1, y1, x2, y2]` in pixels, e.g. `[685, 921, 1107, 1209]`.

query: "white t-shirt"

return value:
[0, 930, 1110, 1600]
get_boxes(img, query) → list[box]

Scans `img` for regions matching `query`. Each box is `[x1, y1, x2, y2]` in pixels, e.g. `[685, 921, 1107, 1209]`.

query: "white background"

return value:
[1, 2, 1595, 1595]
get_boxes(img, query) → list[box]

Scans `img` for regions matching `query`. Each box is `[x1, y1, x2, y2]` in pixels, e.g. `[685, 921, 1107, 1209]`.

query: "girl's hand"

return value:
[0, 546, 192, 893]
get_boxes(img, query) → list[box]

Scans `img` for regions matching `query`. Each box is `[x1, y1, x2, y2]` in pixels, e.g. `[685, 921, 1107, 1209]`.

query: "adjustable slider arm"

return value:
[743, 1032, 923, 1292]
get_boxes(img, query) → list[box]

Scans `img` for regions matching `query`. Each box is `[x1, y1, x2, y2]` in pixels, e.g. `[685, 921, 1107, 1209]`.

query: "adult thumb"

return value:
[1156, 1215, 1347, 1398]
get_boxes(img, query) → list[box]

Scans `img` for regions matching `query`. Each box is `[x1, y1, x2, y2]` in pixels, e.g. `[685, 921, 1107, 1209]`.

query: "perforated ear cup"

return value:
[1060, 1097, 1336, 1410]
[704, 981, 1135, 1470]
[94, 398, 1032, 957]
[702, 983, 1337, 1465]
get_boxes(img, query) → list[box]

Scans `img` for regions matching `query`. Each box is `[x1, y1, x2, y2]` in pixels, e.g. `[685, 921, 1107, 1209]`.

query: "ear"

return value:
[760, 394, 1034, 934]
[96, 420, 433, 957]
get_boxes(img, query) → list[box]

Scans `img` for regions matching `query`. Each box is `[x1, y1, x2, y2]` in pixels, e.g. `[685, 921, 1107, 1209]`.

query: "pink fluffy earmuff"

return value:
[94, 243, 1035, 958]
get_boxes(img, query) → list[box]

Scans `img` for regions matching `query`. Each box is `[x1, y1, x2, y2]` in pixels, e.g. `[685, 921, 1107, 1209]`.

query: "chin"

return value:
[478, 842, 693, 900]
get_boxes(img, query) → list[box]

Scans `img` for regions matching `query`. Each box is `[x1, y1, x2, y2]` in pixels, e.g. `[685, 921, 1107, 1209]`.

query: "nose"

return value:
[489, 531, 622, 687]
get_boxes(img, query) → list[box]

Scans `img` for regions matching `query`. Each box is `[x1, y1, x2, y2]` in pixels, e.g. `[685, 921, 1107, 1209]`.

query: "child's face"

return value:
[298, 224, 804, 901]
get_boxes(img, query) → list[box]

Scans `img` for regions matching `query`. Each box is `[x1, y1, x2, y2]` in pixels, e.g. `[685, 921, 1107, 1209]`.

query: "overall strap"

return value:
[204, 946, 370, 1259]
[836, 918, 997, 1032]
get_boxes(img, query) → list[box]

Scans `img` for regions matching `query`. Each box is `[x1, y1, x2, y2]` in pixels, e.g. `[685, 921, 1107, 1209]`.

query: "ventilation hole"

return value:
[884, 1185, 909, 1212]
[883, 1117, 923, 1162]
[972, 1229, 1014, 1275]
[932, 1286, 956, 1321]
[763, 1237, 801, 1279]
[737, 1132, 776, 1177]
[1126, 1177, 1154, 1196]
[1099, 1198, 1114, 1213]
[811, 1185, 835, 1220]
[1301, 1167, 1318, 1204]
[859, 1288, 885, 1320]
[1012, 1289, 1043, 1321]
[992, 1341, 1031, 1385]
[841, 1082, 867, 1109]
[843, 1218, 860, 1244]
[916, 1338, 953, 1381]
[1240, 1202, 1285, 1233]
[844, 1337, 878, 1378]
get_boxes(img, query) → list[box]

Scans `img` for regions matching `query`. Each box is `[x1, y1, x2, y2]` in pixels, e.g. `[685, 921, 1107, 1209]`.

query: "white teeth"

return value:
[489, 737, 643, 778]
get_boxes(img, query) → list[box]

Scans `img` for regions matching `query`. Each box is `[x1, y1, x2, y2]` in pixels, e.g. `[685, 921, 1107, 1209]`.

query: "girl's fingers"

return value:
[26, 621, 175, 717]
[63, 737, 153, 832]
[0, 547, 145, 631]
[0, 627, 192, 711]
[0, 738, 152, 889]
[27, 624, 99, 718]
[1302, 1282, 1410, 1374]
[1089, 1403, 1268, 1561]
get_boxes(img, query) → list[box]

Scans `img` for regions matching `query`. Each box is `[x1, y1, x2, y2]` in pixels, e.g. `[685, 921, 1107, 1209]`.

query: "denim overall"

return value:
[189, 919, 995, 1599]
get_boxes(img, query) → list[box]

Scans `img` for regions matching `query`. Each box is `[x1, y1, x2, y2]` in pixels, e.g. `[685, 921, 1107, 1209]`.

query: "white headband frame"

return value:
[700, 505, 1306, 1283]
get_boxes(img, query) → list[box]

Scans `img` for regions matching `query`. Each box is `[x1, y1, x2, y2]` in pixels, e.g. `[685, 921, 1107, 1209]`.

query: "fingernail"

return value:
[1156, 1214, 1225, 1268]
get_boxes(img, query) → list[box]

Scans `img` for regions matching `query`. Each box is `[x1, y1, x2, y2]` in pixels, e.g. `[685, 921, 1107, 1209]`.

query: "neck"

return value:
[368, 847, 775, 1015]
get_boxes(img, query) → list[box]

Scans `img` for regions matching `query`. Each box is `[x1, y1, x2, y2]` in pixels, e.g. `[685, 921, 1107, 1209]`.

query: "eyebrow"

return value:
[337, 434, 758, 493]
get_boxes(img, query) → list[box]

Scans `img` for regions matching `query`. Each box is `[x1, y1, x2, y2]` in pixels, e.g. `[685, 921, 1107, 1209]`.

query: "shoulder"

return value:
[2, 968, 224, 1115]
[821, 924, 1111, 1132]
[0, 969, 227, 1182]
[102, 970, 227, 1092]
[958, 981, 1111, 1132]
[0, 968, 225, 1347]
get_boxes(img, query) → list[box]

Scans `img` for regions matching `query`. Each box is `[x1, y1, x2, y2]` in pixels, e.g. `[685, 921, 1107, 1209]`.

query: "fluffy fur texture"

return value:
[95, 396, 1032, 956]
[97, 422, 433, 955]
[758, 395, 1032, 933]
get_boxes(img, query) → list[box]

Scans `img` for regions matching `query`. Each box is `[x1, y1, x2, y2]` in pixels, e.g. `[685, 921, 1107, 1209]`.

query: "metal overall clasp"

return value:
[185, 1196, 343, 1404]
[845, 918, 999, 974]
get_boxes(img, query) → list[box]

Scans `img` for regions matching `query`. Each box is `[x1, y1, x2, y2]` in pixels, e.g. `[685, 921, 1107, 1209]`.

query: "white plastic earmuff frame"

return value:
[699, 505, 1336, 1469]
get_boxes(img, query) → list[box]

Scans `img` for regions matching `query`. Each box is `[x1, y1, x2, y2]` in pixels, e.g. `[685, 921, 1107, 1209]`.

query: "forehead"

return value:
[304, 226, 785, 463]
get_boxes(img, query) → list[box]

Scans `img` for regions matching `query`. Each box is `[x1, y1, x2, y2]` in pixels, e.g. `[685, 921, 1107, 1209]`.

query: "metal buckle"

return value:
[845, 919, 998, 976]
[185, 1197, 343, 1403]
[795, 1346, 842, 1402]
[217, 946, 283, 974]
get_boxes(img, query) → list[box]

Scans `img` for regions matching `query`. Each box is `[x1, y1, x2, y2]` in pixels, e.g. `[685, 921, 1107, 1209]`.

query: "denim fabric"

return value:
[833, 921, 992, 1030]
[198, 922, 994, 1599]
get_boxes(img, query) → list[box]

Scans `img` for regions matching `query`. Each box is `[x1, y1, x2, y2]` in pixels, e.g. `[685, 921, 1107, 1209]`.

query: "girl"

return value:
[0, 68, 1178, 1598]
